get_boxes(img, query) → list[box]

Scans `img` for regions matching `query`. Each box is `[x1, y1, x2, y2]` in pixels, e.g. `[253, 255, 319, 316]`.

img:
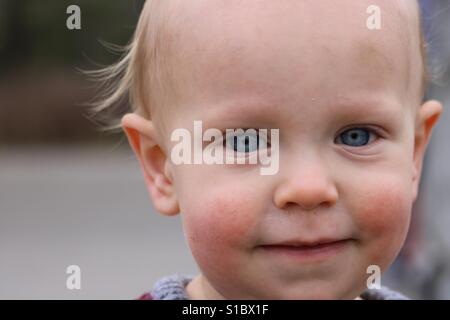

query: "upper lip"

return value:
[261, 238, 350, 248]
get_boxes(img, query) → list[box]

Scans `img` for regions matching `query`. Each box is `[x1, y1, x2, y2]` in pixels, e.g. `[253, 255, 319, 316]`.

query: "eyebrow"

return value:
[334, 97, 404, 118]
[201, 100, 278, 126]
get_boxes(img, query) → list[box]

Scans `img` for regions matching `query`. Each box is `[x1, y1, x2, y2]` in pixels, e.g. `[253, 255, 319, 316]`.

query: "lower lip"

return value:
[259, 240, 351, 262]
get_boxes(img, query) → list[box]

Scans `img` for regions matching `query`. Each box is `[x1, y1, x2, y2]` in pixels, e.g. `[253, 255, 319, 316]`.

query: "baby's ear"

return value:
[412, 100, 443, 202]
[121, 113, 180, 216]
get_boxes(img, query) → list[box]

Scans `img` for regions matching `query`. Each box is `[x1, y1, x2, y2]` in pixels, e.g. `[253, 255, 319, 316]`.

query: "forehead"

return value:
[162, 0, 422, 118]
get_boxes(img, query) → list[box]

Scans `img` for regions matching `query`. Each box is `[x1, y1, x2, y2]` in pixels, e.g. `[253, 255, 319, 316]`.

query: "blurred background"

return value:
[0, 0, 449, 299]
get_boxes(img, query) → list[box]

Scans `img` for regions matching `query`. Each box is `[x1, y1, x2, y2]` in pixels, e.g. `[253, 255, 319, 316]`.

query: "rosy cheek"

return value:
[352, 177, 412, 268]
[182, 192, 258, 273]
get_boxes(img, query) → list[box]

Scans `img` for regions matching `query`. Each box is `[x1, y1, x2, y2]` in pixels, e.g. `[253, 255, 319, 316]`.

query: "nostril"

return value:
[284, 202, 316, 213]
[283, 200, 334, 214]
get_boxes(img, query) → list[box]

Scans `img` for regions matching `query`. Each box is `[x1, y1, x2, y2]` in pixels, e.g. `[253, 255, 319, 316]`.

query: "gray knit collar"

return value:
[151, 273, 194, 300]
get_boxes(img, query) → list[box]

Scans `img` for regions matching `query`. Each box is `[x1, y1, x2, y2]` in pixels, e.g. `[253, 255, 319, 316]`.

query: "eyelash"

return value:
[334, 127, 382, 147]
[221, 129, 271, 154]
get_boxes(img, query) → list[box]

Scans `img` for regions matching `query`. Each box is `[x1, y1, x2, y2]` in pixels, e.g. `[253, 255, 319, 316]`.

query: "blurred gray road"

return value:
[0, 144, 198, 299]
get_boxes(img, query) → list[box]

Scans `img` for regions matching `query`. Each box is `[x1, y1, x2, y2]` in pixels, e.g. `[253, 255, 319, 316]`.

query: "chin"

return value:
[260, 281, 361, 300]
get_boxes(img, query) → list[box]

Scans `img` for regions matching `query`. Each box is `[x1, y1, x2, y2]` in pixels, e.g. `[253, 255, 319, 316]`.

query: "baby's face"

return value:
[126, 0, 442, 299]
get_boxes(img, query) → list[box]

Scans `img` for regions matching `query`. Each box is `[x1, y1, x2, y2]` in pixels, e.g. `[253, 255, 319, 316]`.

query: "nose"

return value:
[273, 156, 338, 212]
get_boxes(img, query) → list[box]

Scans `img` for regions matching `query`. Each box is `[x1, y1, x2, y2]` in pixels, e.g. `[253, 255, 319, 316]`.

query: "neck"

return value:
[186, 274, 225, 300]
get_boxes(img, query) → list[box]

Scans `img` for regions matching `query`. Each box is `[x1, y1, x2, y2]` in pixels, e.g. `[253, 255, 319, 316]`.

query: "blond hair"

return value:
[86, 0, 179, 133]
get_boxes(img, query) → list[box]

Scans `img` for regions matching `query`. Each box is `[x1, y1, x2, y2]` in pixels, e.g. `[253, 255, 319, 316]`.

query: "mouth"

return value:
[258, 239, 353, 262]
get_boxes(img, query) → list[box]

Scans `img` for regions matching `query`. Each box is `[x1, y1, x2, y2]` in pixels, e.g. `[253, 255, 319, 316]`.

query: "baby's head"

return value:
[96, 0, 443, 299]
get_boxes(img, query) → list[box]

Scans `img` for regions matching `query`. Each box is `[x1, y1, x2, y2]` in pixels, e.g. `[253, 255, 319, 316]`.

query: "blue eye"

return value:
[224, 129, 268, 153]
[337, 128, 375, 147]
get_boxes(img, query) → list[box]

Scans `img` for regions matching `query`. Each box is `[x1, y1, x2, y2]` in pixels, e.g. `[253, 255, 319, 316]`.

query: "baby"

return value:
[92, 0, 443, 299]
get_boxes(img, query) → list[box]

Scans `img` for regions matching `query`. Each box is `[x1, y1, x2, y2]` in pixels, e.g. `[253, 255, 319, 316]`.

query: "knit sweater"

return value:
[138, 274, 410, 300]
